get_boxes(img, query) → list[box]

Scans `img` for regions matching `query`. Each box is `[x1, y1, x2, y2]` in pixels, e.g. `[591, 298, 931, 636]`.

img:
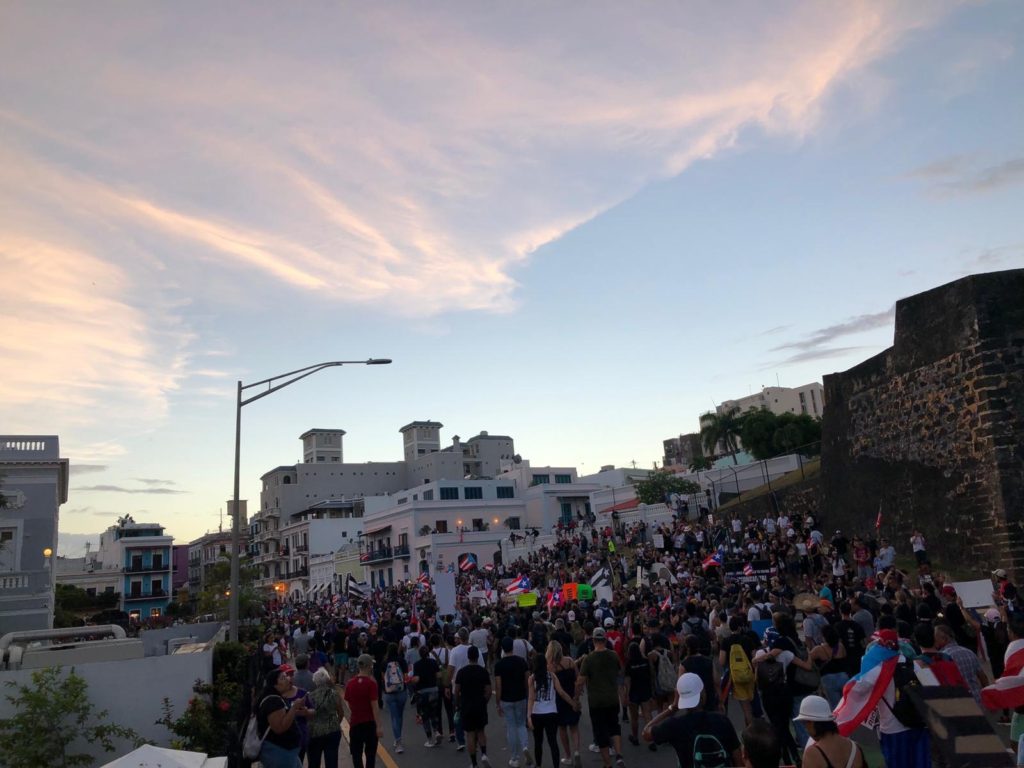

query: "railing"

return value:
[393, 544, 410, 558]
[124, 563, 170, 573]
[364, 547, 394, 564]
[286, 568, 308, 579]
[0, 574, 30, 590]
[295, 544, 309, 553]
[124, 589, 167, 601]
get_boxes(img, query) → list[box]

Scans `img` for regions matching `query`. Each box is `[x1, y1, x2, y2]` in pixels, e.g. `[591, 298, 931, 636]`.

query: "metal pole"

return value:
[229, 380, 242, 642]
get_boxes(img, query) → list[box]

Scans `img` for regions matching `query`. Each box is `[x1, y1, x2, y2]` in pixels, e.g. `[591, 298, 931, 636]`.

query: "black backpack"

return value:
[882, 660, 925, 729]
[685, 618, 713, 656]
[756, 656, 785, 690]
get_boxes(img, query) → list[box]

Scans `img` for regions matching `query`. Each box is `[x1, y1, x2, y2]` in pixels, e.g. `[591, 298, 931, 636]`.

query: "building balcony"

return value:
[295, 543, 308, 553]
[124, 589, 168, 601]
[364, 547, 394, 564]
[124, 564, 170, 574]
[393, 544, 410, 558]
[286, 568, 308, 579]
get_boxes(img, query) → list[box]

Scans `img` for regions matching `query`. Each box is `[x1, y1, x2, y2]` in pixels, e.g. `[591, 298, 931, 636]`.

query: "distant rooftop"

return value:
[0, 436, 61, 461]
[299, 428, 346, 439]
[399, 421, 444, 432]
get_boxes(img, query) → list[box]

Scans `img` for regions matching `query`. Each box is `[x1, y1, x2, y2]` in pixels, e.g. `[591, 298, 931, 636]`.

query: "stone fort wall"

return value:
[820, 269, 1024, 578]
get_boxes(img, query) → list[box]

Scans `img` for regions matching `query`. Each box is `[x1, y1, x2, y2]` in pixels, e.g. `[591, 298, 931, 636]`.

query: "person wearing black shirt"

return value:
[412, 644, 442, 747]
[455, 645, 493, 768]
[835, 602, 866, 678]
[494, 636, 530, 767]
[257, 668, 307, 768]
[643, 673, 741, 768]
[680, 636, 718, 713]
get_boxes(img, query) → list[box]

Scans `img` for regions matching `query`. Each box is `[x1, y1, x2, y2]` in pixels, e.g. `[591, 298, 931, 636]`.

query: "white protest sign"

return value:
[951, 579, 996, 609]
[653, 534, 665, 549]
[434, 571, 458, 616]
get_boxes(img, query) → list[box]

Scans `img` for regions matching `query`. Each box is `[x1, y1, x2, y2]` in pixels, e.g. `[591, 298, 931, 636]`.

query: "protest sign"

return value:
[517, 591, 538, 607]
[952, 579, 996, 609]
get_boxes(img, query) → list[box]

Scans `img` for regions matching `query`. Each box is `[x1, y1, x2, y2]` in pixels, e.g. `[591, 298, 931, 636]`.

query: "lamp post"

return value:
[229, 358, 391, 641]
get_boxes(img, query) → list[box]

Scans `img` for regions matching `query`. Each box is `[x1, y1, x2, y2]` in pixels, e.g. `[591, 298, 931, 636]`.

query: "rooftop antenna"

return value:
[776, 373, 781, 387]
[219, 508, 223, 533]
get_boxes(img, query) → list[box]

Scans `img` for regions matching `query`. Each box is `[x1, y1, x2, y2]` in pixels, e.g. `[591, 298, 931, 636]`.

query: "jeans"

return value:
[821, 672, 849, 709]
[259, 739, 303, 768]
[502, 698, 529, 756]
[307, 729, 342, 768]
[382, 689, 407, 743]
[349, 721, 378, 768]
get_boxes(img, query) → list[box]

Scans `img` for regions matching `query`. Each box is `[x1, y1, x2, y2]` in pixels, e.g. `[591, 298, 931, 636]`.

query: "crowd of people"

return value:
[248, 509, 1022, 768]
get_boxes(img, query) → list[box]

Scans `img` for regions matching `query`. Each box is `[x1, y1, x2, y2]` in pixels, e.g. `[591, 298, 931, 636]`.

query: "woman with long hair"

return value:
[528, 648, 575, 768]
[255, 668, 307, 768]
[547, 640, 582, 767]
[623, 641, 654, 747]
[381, 642, 408, 753]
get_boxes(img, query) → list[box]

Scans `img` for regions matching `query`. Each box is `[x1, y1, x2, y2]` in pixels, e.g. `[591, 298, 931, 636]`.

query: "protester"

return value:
[455, 644, 493, 768]
[411, 642, 443, 747]
[495, 635, 531, 767]
[578, 627, 624, 768]
[307, 667, 344, 768]
[344, 654, 384, 768]
[642, 673, 741, 767]
[256, 668, 307, 768]
[793, 695, 865, 768]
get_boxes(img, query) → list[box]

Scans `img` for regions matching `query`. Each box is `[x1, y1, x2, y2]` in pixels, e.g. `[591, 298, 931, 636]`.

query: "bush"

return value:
[0, 666, 142, 768]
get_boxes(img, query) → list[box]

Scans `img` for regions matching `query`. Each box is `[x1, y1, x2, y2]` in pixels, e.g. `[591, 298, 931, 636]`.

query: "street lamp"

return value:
[229, 358, 392, 641]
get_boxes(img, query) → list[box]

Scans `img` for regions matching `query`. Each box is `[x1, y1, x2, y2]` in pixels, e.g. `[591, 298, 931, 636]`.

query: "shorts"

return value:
[588, 705, 620, 747]
[461, 710, 488, 732]
[334, 652, 349, 668]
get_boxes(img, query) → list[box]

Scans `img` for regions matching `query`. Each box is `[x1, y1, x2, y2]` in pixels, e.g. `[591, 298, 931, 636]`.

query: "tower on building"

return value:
[300, 429, 346, 463]
[399, 421, 443, 463]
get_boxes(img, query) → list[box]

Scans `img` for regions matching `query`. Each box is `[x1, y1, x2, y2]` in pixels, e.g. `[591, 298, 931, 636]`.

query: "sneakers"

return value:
[395, 740, 404, 754]
[481, 754, 492, 768]
[627, 736, 639, 746]
[523, 747, 535, 767]
[457, 743, 466, 752]
[509, 760, 521, 768]
[425, 739, 438, 748]
[560, 759, 574, 766]
[450, 735, 458, 743]
[589, 744, 601, 753]
[615, 757, 626, 768]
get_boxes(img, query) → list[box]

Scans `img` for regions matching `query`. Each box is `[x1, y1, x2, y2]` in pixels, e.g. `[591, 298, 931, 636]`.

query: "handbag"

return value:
[242, 696, 276, 759]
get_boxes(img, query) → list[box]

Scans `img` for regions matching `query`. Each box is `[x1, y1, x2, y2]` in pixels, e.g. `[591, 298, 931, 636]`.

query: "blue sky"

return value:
[1, 2, 1021, 550]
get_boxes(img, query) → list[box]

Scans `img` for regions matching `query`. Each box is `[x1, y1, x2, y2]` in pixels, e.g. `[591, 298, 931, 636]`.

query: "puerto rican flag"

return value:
[460, 553, 477, 572]
[506, 574, 531, 594]
[547, 590, 561, 609]
[833, 643, 900, 736]
[660, 594, 671, 612]
[484, 563, 495, 572]
[416, 572, 431, 590]
[982, 639, 1024, 710]
[702, 553, 723, 571]
[743, 563, 754, 578]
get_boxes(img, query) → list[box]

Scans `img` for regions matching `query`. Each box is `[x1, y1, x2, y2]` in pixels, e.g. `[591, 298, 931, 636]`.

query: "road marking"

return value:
[341, 718, 400, 768]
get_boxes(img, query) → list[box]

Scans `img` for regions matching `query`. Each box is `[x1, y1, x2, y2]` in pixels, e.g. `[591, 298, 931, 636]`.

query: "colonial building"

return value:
[0, 435, 68, 634]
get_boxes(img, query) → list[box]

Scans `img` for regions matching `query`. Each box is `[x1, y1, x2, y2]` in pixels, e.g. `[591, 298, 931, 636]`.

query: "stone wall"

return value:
[720, 475, 822, 528]
[821, 269, 1024, 578]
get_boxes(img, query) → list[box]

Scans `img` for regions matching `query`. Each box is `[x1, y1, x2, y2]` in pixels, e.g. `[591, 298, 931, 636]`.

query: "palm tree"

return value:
[700, 407, 744, 464]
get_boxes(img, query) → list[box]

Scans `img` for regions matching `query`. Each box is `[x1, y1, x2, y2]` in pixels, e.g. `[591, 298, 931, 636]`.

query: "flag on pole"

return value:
[589, 566, 612, 588]
[506, 574, 531, 594]
[875, 504, 882, 531]
[660, 594, 671, 612]
[416, 572, 431, 590]
[547, 590, 561, 609]
[459, 553, 477, 572]
[346, 573, 369, 600]
[702, 553, 723, 571]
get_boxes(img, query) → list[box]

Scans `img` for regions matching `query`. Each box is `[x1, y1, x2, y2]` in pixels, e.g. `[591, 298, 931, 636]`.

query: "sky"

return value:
[1, 2, 1022, 555]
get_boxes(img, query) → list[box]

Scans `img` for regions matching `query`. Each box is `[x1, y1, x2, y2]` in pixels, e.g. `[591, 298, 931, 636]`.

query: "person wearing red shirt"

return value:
[344, 654, 384, 768]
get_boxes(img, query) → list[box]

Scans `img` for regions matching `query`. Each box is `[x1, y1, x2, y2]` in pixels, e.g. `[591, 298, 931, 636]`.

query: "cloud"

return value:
[134, 478, 176, 487]
[69, 464, 108, 476]
[74, 484, 187, 495]
[57, 531, 102, 558]
[773, 306, 895, 353]
[777, 346, 865, 365]
[909, 155, 1024, 194]
[0, 4, 955, 430]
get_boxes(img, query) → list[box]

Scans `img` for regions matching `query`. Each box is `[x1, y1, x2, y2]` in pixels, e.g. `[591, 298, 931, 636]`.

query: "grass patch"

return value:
[716, 457, 821, 512]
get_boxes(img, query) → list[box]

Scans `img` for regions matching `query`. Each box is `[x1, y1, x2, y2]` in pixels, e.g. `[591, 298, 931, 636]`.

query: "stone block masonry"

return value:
[821, 269, 1024, 579]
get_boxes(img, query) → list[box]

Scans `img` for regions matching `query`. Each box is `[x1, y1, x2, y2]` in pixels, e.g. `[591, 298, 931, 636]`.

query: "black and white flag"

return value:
[346, 573, 369, 600]
[589, 566, 611, 588]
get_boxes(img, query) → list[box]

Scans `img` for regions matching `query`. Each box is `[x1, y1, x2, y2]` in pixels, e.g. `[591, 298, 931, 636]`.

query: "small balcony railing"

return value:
[124, 563, 170, 574]
[124, 589, 167, 601]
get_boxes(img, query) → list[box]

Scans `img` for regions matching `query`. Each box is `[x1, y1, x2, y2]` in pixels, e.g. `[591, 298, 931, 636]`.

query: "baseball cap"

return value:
[357, 653, 375, 669]
[675, 672, 703, 710]
[994, 569, 1008, 579]
[793, 695, 835, 723]
[567, 611, 576, 622]
[940, 585, 956, 598]
[592, 627, 607, 640]
[278, 663, 295, 675]
[603, 617, 614, 628]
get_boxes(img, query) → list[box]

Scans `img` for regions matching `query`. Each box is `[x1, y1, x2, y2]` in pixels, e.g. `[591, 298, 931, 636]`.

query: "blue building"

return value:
[98, 517, 173, 621]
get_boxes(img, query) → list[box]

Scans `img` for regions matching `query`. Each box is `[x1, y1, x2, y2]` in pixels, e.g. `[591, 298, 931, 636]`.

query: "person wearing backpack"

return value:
[256, 668, 308, 768]
[642, 673, 742, 768]
[718, 616, 757, 727]
[752, 649, 799, 766]
[680, 635, 719, 713]
[381, 643, 409, 753]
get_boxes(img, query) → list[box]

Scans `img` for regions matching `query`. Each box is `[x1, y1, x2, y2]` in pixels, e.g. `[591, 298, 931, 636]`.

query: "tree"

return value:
[738, 408, 779, 460]
[196, 555, 262, 620]
[700, 407, 744, 463]
[738, 409, 822, 459]
[0, 666, 141, 768]
[634, 471, 701, 506]
[688, 456, 713, 472]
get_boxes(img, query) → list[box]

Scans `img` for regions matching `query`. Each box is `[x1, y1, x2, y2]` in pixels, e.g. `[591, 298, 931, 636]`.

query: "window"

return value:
[560, 502, 573, 524]
[398, 497, 408, 505]
[440, 487, 459, 500]
[435, 520, 448, 534]
[150, 608, 162, 617]
[531, 474, 550, 486]
[497, 486, 514, 499]
[423, 490, 434, 500]
[130, 580, 142, 597]
[472, 518, 483, 531]
[464, 486, 483, 500]
[104, 586, 114, 594]
[152, 554, 164, 570]
[131, 555, 143, 571]
[506, 517, 521, 530]
[555, 474, 572, 484]
[153, 579, 163, 595]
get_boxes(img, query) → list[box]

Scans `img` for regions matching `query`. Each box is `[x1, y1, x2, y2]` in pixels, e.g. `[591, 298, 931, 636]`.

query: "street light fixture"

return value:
[229, 358, 392, 641]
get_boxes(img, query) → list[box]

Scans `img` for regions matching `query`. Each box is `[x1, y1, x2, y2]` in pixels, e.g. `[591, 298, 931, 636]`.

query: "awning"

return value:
[365, 525, 392, 536]
[600, 498, 640, 514]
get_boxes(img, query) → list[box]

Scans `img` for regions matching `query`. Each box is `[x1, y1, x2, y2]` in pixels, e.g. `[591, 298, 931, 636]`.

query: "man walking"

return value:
[578, 626, 624, 768]
[455, 645, 493, 768]
[448, 628, 472, 750]
[495, 635, 532, 767]
[642, 673, 741, 767]
[344, 654, 385, 768]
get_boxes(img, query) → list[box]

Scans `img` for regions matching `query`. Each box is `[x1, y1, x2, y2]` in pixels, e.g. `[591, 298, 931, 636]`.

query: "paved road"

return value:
[329, 692, 886, 768]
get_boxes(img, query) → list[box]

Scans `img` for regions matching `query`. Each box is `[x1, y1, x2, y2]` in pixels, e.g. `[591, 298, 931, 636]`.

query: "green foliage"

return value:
[700, 407, 744, 463]
[0, 666, 142, 768]
[634, 471, 701, 506]
[738, 409, 821, 460]
[688, 456, 713, 472]
[54, 585, 121, 628]
[196, 555, 262, 620]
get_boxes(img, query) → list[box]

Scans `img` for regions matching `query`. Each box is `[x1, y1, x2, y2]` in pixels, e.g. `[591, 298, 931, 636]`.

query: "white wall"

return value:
[0, 651, 213, 763]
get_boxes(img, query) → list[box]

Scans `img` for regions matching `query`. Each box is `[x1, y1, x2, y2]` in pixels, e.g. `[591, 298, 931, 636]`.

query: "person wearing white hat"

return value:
[641, 673, 741, 767]
[793, 695, 865, 768]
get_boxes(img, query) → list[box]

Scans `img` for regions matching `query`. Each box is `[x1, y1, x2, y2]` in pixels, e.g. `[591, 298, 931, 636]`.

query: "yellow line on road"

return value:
[341, 718, 400, 768]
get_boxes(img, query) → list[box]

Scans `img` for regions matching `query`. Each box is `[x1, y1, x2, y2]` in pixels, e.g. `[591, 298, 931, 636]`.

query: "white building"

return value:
[718, 382, 824, 418]
[0, 436, 68, 634]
